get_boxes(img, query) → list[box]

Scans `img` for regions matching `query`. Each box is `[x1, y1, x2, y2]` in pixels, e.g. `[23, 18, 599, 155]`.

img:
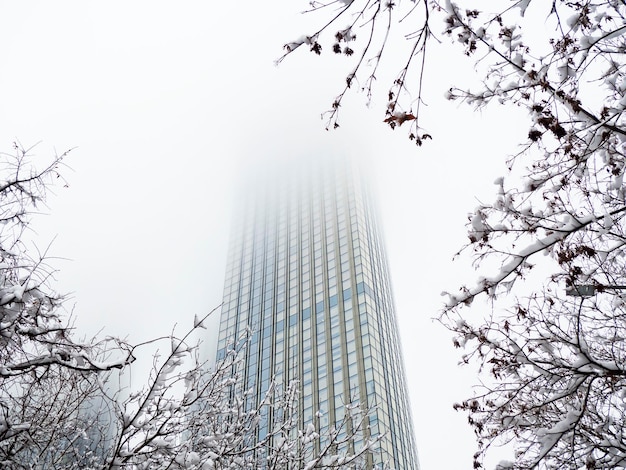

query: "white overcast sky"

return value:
[0, 2, 530, 469]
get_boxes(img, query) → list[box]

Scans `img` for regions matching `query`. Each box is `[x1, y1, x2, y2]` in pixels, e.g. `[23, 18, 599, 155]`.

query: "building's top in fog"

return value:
[217, 154, 419, 469]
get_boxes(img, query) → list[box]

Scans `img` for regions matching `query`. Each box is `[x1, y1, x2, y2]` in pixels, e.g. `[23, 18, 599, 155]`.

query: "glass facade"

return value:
[216, 157, 418, 469]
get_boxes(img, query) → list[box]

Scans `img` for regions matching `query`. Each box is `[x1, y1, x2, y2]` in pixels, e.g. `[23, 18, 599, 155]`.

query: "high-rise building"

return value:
[216, 156, 418, 469]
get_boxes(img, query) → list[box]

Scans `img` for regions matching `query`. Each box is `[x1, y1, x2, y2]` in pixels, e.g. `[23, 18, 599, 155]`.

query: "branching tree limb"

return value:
[284, 1, 626, 468]
[0, 143, 382, 469]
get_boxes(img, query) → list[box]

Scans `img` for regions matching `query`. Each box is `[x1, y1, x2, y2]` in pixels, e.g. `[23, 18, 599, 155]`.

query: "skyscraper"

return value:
[216, 156, 418, 469]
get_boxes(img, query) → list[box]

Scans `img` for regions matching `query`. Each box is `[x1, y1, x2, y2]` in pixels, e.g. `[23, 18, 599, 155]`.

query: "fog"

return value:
[0, 2, 529, 468]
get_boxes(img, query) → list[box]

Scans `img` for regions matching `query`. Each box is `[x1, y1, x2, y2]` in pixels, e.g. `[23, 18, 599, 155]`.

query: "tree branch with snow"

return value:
[283, 0, 626, 467]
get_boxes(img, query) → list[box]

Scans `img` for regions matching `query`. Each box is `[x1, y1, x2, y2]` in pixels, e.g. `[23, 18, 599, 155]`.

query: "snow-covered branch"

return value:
[280, 0, 626, 467]
[0, 142, 383, 469]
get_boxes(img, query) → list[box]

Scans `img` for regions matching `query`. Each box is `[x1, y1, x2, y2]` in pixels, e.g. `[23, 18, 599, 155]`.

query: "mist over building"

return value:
[216, 155, 419, 469]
